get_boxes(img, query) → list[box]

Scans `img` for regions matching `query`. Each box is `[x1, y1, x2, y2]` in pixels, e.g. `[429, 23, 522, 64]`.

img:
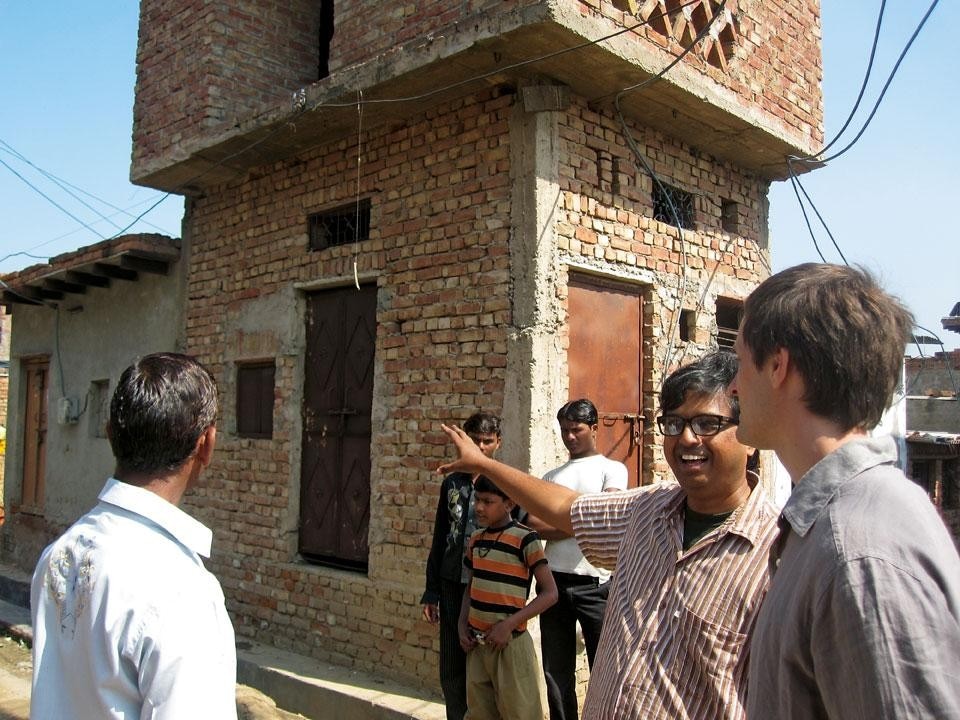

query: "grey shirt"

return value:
[747, 435, 960, 719]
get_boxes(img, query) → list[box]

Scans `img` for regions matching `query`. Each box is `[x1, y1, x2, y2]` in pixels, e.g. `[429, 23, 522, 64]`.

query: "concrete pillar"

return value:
[503, 84, 570, 475]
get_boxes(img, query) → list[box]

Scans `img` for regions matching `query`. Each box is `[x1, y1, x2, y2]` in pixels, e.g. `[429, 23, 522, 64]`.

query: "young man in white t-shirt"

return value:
[528, 399, 627, 720]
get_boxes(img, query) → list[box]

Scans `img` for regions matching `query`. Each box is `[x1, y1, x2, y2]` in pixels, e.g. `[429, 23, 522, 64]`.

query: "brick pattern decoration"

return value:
[172, 84, 767, 688]
[132, 0, 822, 175]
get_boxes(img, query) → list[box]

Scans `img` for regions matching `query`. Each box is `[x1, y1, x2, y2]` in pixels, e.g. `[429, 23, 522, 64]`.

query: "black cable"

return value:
[787, 172, 826, 263]
[609, 0, 728, 374]
[792, 0, 886, 163]
[787, 162, 848, 265]
[794, 0, 939, 166]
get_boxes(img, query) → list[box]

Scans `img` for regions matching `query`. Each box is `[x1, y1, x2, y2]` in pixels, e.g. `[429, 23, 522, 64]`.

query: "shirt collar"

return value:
[781, 434, 899, 538]
[722, 474, 778, 546]
[666, 472, 776, 546]
[98, 478, 214, 557]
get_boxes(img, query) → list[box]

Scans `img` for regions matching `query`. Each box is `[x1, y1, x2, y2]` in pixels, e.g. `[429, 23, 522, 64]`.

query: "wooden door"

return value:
[568, 275, 643, 487]
[21, 357, 49, 509]
[299, 286, 376, 569]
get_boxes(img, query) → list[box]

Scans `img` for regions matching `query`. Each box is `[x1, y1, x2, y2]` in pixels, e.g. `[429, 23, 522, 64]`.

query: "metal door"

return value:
[21, 357, 49, 510]
[567, 275, 643, 487]
[299, 286, 376, 569]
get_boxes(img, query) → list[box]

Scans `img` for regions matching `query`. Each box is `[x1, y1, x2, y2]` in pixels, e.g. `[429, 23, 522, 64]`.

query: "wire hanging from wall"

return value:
[353, 88, 364, 291]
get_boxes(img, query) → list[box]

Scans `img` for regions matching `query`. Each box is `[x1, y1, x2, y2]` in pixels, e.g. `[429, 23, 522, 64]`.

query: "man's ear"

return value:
[768, 347, 791, 388]
[195, 425, 217, 468]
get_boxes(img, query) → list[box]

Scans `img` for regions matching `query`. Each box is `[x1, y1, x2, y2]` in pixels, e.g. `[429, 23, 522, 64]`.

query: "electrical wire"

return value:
[792, 0, 939, 167]
[608, 0, 731, 376]
[0, 155, 106, 242]
[791, 0, 886, 163]
[0, 140, 170, 235]
[0, 141, 124, 232]
[4, 0, 703, 266]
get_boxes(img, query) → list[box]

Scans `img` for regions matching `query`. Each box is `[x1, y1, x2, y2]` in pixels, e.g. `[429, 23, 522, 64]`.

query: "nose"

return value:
[678, 424, 700, 444]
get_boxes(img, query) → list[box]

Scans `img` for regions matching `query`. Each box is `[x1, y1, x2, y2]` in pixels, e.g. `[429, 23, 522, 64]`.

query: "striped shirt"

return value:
[571, 479, 779, 720]
[465, 521, 547, 633]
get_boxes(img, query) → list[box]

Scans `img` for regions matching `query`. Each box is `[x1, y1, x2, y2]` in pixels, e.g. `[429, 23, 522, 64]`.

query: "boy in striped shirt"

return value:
[458, 476, 558, 720]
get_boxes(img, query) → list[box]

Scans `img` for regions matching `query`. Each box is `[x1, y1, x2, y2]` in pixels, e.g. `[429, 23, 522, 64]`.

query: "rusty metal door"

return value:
[568, 275, 643, 487]
[21, 357, 49, 510]
[299, 286, 376, 569]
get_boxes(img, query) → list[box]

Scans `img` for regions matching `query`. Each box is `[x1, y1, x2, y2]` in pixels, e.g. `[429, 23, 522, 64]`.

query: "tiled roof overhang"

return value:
[1, 234, 180, 311]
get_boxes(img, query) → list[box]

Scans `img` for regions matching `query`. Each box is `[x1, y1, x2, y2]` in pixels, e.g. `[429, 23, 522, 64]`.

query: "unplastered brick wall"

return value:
[174, 82, 769, 688]
[556, 0, 823, 145]
[133, 0, 821, 186]
[179, 87, 515, 683]
[553, 93, 767, 483]
[133, 0, 323, 171]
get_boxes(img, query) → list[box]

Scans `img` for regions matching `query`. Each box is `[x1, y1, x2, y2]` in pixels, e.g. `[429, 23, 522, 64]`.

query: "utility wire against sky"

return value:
[1, 0, 708, 267]
[786, 0, 940, 262]
[2, 0, 946, 362]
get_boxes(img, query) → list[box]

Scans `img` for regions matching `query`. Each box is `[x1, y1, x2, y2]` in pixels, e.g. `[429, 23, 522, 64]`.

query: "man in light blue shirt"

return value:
[31, 353, 237, 719]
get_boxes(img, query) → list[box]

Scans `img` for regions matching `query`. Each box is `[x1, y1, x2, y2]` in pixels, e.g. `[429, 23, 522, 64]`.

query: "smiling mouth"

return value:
[679, 453, 708, 464]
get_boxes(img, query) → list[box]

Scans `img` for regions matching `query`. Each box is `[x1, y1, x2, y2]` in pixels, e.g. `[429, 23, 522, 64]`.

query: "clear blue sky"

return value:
[2, 2, 956, 350]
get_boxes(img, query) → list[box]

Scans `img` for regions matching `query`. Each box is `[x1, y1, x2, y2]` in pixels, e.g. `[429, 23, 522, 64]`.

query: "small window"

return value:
[653, 182, 695, 229]
[90, 379, 110, 439]
[720, 199, 739, 234]
[237, 361, 275, 438]
[308, 199, 371, 251]
[678, 309, 696, 342]
[716, 297, 743, 349]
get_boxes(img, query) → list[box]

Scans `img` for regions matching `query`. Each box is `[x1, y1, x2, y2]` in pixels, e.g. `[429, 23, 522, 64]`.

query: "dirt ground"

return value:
[0, 634, 31, 720]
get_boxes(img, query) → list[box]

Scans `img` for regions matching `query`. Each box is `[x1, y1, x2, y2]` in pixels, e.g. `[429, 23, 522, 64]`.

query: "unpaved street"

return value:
[0, 634, 31, 720]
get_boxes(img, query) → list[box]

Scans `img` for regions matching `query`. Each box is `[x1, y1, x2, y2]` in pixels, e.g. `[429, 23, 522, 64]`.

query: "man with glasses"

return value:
[439, 350, 779, 719]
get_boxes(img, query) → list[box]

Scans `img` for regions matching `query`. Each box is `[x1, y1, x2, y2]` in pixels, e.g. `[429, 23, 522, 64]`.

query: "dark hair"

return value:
[474, 475, 508, 500]
[741, 263, 913, 431]
[661, 350, 739, 418]
[463, 412, 502, 437]
[557, 399, 598, 426]
[109, 353, 219, 478]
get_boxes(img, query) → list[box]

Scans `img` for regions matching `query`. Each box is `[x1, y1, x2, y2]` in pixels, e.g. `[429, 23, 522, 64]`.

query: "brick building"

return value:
[0, 313, 10, 517]
[905, 349, 960, 544]
[1, 235, 185, 562]
[5, 0, 823, 693]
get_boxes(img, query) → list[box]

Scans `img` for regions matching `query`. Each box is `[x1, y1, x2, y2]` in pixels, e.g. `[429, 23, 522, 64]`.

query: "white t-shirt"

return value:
[30, 478, 237, 720]
[543, 454, 628, 578]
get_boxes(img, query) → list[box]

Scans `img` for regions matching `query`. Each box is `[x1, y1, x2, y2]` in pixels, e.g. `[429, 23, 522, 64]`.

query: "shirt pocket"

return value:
[668, 604, 748, 714]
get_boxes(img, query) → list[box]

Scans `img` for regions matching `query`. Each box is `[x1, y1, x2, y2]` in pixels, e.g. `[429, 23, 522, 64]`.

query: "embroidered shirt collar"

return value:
[99, 478, 213, 557]
[781, 435, 899, 538]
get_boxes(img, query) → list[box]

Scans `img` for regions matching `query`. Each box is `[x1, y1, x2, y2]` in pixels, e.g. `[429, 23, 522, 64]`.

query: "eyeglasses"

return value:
[656, 414, 737, 437]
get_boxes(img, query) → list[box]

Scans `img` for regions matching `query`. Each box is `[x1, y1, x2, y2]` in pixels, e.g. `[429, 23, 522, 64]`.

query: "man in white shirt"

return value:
[30, 352, 237, 720]
[528, 399, 627, 720]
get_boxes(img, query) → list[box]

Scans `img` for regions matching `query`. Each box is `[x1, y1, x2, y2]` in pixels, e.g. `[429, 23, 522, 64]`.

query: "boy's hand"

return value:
[438, 424, 486, 475]
[484, 621, 513, 650]
[458, 624, 478, 653]
[422, 603, 439, 624]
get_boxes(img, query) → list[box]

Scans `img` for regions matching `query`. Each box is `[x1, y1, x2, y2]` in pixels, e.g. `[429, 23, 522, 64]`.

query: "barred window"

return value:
[308, 199, 371, 251]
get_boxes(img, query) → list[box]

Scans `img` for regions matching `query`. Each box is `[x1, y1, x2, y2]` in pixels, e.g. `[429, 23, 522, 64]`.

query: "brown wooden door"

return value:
[299, 286, 376, 569]
[21, 357, 49, 509]
[567, 275, 643, 487]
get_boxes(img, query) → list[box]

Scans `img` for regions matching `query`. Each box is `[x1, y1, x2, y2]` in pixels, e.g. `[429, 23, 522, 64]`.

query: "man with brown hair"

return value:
[732, 263, 960, 718]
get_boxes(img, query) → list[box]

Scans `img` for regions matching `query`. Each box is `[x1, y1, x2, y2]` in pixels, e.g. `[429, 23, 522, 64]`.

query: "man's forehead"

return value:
[469, 432, 500, 441]
[666, 390, 733, 416]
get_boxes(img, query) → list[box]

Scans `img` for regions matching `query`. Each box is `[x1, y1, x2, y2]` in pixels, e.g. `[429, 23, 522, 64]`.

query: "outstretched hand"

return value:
[438, 424, 487, 475]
